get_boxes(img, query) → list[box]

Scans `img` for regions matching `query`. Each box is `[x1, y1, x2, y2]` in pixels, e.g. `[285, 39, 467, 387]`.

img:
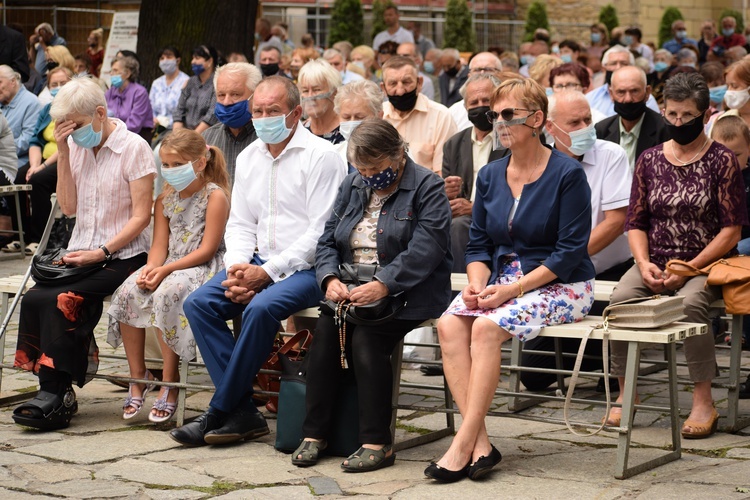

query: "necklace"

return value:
[671, 136, 709, 166]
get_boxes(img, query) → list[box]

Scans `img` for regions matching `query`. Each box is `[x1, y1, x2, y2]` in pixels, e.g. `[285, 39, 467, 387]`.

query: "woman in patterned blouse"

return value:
[609, 72, 748, 438]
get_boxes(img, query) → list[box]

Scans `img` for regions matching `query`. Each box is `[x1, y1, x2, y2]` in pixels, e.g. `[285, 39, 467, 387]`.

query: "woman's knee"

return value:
[470, 319, 509, 348]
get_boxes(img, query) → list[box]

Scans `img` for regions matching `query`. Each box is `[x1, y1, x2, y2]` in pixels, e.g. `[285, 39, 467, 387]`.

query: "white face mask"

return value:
[339, 120, 362, 141]
[724, 87, 750, 109]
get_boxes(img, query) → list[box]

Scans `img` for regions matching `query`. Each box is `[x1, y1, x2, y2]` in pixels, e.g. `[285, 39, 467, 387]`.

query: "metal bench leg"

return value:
[13, 192, 25, 259]
[507, 336, 541, 411]
[554, 337, 566, 391]
[176, 356, 189, 427]
[615, 341, 681, 479]
[725, 314, 749, 432]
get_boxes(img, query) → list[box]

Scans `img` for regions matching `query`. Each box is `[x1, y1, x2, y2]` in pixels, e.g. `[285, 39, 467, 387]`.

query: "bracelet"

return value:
[99, 244, 112, 261]
[516, 281, 524, 298]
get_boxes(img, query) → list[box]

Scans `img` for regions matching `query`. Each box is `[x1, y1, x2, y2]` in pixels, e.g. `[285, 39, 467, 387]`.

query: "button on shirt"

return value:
[225, 125, 347, 281]
[618, 114, 644, 171]
[66, 119, 156, 259]
[1, 85, 41, 169]
[470, 128, 493, 202]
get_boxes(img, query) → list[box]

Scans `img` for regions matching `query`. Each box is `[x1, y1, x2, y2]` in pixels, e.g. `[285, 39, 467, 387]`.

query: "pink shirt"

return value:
[66, 119, 155, 259]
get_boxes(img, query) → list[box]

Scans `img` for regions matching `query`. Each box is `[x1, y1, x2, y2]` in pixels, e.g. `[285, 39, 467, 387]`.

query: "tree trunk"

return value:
[137, 0, 258, 86]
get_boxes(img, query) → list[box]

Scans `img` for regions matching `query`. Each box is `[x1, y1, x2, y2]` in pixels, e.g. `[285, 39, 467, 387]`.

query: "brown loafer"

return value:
[681, 408, 719, 439]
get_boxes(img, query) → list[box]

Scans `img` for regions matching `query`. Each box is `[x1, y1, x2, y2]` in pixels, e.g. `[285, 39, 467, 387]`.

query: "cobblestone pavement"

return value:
[1, 255, 750, 499]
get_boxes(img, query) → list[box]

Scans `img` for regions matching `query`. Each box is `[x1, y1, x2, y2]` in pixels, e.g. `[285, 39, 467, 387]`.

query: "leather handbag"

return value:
[257, 329, 313, 413]
[602, 295, 686, 328]
[666, 257, 750, 314]
[31, 248, 107, 286]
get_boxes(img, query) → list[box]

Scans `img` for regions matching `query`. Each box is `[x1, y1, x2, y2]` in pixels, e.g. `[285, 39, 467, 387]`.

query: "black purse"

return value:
[320, 263, 406, 326]
[31, 248, 107, 285]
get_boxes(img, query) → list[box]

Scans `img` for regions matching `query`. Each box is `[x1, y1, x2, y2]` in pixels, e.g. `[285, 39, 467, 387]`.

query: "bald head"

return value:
[469, 52, 503, 75]
[547, 90, 590, 121]
[396, 42, 421, 63]
[609, 66, 650, 105]
[611, 65, 647, 89]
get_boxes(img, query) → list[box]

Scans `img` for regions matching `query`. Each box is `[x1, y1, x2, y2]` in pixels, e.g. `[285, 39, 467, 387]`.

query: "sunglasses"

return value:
[486, 107, 537, 125]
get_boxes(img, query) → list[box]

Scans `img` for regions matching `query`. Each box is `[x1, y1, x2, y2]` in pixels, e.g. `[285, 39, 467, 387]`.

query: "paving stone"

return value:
[213, 485, 314, 499]
[308, 476, 342, 495]
[97, 457, 214, 487]
[636, 482, 745, 499]
[145, 441, 277, 463]
[15, 430, 178, 464]
[348, 479, 419, 495]
[198, 454, 299, 484]
[0, 486, 39, 499]
[29, 478, 143, 498]
[0, 450, 46, 466]
[14, 462, 91, 483]
[725, 447, 750, 459]
[143, 488, 205, 500]
[0, 465, 26, 488]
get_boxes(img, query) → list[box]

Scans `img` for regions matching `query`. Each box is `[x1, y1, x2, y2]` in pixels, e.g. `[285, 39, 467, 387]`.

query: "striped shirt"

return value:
[202, 121, 257, 186]
[66, 119, 155, 259]
[172, 74, 218, 130]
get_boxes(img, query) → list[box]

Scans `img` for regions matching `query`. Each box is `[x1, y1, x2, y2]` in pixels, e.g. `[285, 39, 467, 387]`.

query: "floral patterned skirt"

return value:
[443, 255, 594, 341]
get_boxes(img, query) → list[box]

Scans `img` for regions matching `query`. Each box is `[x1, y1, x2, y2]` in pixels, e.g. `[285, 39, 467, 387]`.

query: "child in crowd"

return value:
[107, 129, 230, 423]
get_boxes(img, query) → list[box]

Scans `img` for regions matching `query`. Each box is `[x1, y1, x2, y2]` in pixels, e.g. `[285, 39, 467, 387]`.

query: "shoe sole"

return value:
[203, 426, 270, 445]
[168, 432, 209, 447]
[13, 401, 77, 431]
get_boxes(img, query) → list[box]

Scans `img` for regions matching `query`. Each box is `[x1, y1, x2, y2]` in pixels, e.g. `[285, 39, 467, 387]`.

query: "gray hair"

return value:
[347, 118, 406, 166]
[676, 48, 698, 64]
[0, 65, 20, 84]
[114, 55, 139, 82]
[602, 45, 635, 66]
[50, 76, 107, 120]
[214, 62, 262, 92]
[334, 79, 383, 116]
[547, 90, 590, 120]
[654, 48, 673, 62]
[663, 72, 710, 113]
[256, 75, 300, 110]
[35, 22, 53, 34]
[323, 48, 343, 60]
[298, 58, 342, 92]
[459, 73, 501, 99]
[259, 46, 282, 58]
[442, 48, 460, 63]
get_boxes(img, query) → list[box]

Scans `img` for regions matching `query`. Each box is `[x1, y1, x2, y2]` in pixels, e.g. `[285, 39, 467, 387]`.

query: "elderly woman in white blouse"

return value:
[12, 76, 155, 431]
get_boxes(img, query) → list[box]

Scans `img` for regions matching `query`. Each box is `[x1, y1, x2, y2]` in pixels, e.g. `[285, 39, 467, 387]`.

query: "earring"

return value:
[532, 129, 537, 137]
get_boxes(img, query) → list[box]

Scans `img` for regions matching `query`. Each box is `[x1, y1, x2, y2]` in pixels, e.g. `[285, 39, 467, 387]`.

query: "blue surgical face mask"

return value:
[353, 61, 366, 71]
[591, 32, 602, 43]
[191, 63, 205, 76]
[545, 87, 554, 97]
[339, 120, 362, 141]
[161, 160, 198, 192]
[551, 45, 560, 54]
[423, 61, 434, 74]
[215, 98, 252, 128]
[360, 161, 400, 190]
[555, 122, 596, 156]
[71, 115, 103, 149]
[654, 61, 669, 72]
[159, 58, 178, 75]
[623, 35, 634, 45]
[50, 87, 60, 98]
[561, 54, 572, 64]
[723, 28, 735, 37]
[252, 110, 295, 145]
[676, 30, 688, 40]
[110, 75, 123, 88]
[709, 84, 728, 104]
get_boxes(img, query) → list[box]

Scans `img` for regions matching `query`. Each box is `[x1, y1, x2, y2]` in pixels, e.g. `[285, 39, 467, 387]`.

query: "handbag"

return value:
[601, 295, 686, 329]
[274, 350, 360, 456]
[48, 216, 76, 250]
[256, 329, 312, 413]
[31, 248, 107, 286]
[320, 263, 406, 326]
[666, 257, 750, 314]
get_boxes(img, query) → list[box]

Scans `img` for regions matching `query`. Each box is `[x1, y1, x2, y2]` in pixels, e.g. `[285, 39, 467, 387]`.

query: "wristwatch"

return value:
[99, 244, 112, 261]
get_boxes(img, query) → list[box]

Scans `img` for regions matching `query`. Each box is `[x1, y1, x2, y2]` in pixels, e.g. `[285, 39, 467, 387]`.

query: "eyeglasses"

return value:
[469, 66, 499, 74]
[486, 107, 537, 124]
[552, 83, 583, 91]
[662, 112, 703, 126]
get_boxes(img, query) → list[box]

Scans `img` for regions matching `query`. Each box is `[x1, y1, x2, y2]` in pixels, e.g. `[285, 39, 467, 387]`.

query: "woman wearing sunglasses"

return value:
[608, 72, 747, 438]
[428, 78, 595, 482]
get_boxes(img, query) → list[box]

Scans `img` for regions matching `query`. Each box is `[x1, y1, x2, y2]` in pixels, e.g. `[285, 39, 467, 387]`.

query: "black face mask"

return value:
[605, 70, 613, 86]
[614, 99, 647, 121]
[45, 61, 59, 72]
[467, 105, 493, 132]
[445, 64, 460, 78]
[664, 113, 706, 146]
[260, 63, 279, 77]
[388, 88, 419, 112]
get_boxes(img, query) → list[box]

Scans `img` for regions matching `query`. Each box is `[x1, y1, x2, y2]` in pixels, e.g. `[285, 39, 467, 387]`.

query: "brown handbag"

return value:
[666, 256, 750, 314]
[256, 329, 313, 413]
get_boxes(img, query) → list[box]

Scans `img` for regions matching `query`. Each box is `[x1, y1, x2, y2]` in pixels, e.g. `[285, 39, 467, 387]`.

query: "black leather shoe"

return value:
[468, 445, 502, 480]
[203, 408, 269, 445]
[169, 411, 223, 447]
[424, 461, 470, 483]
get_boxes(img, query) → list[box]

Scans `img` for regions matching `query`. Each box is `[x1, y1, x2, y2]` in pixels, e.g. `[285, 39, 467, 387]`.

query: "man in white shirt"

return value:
[173, 76, 347, 447]
[372, 5, 414, 51]
[449, 52, 503, 130]
[323, 48, 364, 85]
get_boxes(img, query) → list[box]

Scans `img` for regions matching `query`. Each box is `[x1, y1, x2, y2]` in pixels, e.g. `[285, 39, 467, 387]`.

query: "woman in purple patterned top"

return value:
[609, 72, 748, 439]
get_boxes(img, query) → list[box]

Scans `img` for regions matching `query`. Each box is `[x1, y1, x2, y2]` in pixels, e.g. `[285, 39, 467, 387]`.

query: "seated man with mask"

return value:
[172, 76, 347, 447]
[381, 56, 456, 174]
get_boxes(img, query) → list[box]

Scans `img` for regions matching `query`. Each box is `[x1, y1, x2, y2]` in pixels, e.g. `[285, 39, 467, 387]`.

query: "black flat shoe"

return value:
[169, 410, 223, 447]
[468, 445, 502, 480]
[424, 461, 470, 483]
[203, 408, 269, 445]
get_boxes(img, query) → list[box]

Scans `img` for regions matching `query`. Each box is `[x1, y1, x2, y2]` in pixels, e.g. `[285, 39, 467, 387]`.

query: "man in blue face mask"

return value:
[708, 16, 747, 65]
[173, 76, 347, 448]
[202, 62, 261, 185]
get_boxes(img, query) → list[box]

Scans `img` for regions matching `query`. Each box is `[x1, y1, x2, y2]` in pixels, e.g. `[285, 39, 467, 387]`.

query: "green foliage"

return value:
[329, 0, 364, 47]
[443, 0, 476, 52]
[523, 1, 549, 43]
[719, 9, 744, 34]
[658, 7, 684, 48]
[598, 4, 619, 36]
[370, 0, 393, 42]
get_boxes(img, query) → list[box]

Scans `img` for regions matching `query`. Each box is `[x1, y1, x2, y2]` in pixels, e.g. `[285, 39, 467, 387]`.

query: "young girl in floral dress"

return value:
[108, 129, 230, 422]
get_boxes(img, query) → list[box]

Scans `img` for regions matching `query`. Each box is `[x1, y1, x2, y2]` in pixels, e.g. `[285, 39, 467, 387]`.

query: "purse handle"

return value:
[665, 259, 713, 277]
[267, 329, 312, 365]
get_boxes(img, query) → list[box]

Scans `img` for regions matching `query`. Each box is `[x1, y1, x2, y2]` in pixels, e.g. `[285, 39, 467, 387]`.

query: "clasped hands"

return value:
[444, 176, 472, 218]
[462, 282, 519, 310]
[324, 277, 388, 306]
[639, 262, 687, 293]
[136, 264, 172, 291]
[222, 263, 272, 304]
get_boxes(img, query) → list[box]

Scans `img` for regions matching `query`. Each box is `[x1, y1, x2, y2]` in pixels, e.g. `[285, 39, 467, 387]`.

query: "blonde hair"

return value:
[528, 54, 562, 86]
[491, 78, 548, 128]
[726, 58, 750, 87]
[159, 129, 230, 199]
[47, 45, 76, 72]
[711, 114, 750, 145]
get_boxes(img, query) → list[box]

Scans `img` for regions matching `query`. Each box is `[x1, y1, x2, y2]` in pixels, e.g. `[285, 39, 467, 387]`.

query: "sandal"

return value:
[123, 371, 155, 420]
[341, 444, 395, 472]
[12, 387, 77, 430]
[681, 407, 719, 439]
[291, 439, 327, 467]
[1, 241, 21, 253]
[149, 386, 177, 423]
[25, 242, 39, 256]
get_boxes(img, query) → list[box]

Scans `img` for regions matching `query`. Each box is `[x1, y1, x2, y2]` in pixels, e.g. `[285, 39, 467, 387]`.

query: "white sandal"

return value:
[1, 241, 21, 253]
[148, 386, 177, 423]
[122, 371, 155, 420]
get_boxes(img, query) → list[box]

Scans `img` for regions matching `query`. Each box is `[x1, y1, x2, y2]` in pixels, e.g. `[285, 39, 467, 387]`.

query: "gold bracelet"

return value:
[516, 281, 524, 298]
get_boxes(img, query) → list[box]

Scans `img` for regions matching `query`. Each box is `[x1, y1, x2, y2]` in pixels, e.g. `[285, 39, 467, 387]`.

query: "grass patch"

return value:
[396, 422, 433, 436]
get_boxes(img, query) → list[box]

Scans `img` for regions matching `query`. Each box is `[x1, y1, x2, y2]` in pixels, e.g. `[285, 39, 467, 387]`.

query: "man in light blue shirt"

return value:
[0, 65, 41, 170]
[586, 46, 659, 118]
[662, 19, 698, 54]
[29, 23, 67, 79]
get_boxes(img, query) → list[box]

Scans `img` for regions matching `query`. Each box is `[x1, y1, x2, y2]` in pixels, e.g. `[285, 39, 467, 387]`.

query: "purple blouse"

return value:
[626, 141, 749, 268]
[105, 82, 154, 134]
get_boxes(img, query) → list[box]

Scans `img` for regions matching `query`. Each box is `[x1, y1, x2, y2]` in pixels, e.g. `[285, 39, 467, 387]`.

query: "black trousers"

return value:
[303, 314, 422, 444]
[11, 162, 57, 244]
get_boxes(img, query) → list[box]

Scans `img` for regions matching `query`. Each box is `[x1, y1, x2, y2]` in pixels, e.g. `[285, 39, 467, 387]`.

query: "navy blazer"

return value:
[316, 157, 453, 320]
[467, 148, 595, 284]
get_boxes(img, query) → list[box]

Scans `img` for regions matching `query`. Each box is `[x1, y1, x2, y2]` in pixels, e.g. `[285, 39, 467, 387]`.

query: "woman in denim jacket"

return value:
[292, 119, 452, 472]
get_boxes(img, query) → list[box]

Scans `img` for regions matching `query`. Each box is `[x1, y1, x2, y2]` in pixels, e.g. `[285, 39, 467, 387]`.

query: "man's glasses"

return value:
[469, 66, 499, 74]
[486, 107, 537, 125]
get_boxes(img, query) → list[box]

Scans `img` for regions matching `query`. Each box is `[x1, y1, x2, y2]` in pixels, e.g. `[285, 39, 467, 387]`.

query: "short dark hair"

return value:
[549, 62, 590, 90]
[664, 72, 710, 113]
[559, 40, 581, 53]
[256, 75, 300, 110]
[348, 118, 406, 166]
[193, 45, 218, 65]
[378, 41, 400, 55]
[624, 27, 642, 40]
[700, 61, 724, 85]
[160, 46, 181, 60]
[384, 5, 399, 14]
